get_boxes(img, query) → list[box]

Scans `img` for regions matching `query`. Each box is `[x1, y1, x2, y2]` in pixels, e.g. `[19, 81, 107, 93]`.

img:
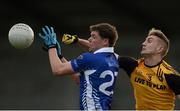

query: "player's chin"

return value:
[141, 51, 150, 57]
[88, 48, 93, 52]
[141, 51, 146, 56]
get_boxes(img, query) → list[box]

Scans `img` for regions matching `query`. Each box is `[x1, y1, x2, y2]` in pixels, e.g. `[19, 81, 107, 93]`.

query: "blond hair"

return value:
[148, 28, 170, 57]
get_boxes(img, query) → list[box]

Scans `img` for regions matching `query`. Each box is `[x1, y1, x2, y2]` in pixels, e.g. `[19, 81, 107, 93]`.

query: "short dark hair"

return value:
[90, 23, 118, 47]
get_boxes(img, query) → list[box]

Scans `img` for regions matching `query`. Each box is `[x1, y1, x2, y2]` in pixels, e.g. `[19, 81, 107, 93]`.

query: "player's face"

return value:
[141, 35, 162, 56]
[88, 31, 106, 52]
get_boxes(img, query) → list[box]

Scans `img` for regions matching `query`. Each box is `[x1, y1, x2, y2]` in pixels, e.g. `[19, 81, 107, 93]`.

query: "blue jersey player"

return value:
[71, 48, 119, 110]
[39, 23, 119, 110]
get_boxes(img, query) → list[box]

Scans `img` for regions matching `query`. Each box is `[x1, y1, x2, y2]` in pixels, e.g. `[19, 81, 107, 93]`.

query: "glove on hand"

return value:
[62, 34, 78, 44]
[41, 40, 62, 57]
[39, 26, 57, 48]
[39, 26, 62, 58]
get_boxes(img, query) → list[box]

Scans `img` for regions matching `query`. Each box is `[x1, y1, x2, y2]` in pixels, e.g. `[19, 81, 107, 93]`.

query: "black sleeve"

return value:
[118, 56, 138, 77]
[165, 74, 180, 95]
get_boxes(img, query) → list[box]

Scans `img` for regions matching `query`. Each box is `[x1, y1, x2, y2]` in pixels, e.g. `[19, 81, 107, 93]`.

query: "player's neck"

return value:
[144, 55, 163, 67]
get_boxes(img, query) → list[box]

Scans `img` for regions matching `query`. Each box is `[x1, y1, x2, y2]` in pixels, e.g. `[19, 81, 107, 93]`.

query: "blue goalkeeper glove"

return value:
[39, 26, 62, 58]
[39, 26, 57, 48]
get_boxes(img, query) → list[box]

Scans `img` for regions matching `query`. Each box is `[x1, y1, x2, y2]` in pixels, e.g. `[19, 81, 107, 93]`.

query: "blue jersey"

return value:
[71, 47, 119, 110]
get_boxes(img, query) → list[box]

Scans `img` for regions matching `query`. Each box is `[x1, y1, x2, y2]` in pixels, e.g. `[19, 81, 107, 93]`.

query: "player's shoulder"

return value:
[161, 60, 179, 75]
[81, 52, 92, 56]
[137, 58, 144, 64]
[81, 52, 99, 57]
[79, 52, 97, 61]
[114, 53, 119, 59]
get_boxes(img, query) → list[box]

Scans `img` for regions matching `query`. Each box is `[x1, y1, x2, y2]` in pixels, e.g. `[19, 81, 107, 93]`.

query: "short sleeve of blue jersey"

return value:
[71, 53, 92, 73]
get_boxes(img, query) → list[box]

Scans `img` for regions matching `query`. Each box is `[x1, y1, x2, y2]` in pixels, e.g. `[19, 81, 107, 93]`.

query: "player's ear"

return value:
[157, 45, 164, 54]
[103, 38, 109, 46]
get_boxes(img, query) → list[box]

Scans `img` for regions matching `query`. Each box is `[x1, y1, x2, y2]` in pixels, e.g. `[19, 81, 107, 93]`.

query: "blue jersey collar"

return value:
[94, 47, 114, 54]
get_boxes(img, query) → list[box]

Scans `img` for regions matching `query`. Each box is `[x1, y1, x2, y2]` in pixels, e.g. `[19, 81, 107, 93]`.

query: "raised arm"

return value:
[77, 38, 90, 51]
[39, 26, 75, 76]
[119, 56, 138, 77]
[62, 34, 90, 51]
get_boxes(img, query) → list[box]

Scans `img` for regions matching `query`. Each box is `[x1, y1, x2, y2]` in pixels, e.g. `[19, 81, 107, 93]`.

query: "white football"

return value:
[8, 23, 34, 49]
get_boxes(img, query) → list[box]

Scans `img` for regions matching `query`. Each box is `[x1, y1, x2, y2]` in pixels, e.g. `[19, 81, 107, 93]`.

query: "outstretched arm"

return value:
[62, 34, 90, 51]
[39, 26, 75, 76]
[39, 26, 80, 85]
[118, 56, 138, 77]
[77, 38, 90, 51]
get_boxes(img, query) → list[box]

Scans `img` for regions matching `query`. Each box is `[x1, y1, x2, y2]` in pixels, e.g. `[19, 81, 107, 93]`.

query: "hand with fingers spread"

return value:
[39, 26, 62, 58]
[39, 26, 57, 49]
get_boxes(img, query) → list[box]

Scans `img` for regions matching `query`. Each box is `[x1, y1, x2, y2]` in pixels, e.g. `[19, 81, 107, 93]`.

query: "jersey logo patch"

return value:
[146, 73, 152, 81]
